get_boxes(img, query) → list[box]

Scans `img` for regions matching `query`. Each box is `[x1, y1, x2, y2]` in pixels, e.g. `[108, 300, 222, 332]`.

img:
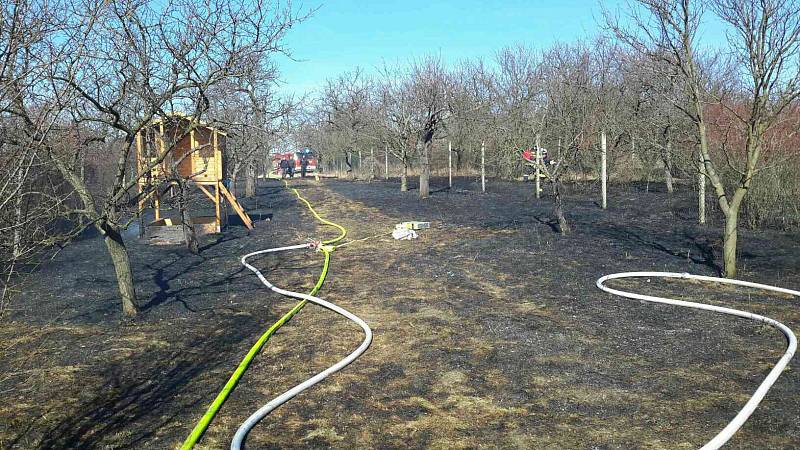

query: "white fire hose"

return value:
[596, 272, 797, 449]
[232, 244, 373, 450]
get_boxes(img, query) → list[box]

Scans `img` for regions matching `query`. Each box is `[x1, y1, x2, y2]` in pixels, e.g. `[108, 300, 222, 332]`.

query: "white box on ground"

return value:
[401, 221, 430, 230]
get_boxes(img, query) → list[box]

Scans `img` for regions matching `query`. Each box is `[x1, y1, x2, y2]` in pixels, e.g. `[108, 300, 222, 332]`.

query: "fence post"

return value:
[481, 141, 486, 193]
[448, 140, 453, 189]
[535, 134, 541, 199]
[601, 131, 607, 209]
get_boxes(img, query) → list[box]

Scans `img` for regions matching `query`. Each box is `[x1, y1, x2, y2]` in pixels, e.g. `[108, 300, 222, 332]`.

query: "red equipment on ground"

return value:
[522, 147, 549, 163]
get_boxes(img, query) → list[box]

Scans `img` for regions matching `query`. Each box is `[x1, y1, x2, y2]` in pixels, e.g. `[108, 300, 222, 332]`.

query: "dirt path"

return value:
[1, 177, 798, 449]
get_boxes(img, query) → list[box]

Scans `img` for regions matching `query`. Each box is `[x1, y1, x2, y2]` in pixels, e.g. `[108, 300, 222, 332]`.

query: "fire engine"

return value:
[272, 148, 318, 176]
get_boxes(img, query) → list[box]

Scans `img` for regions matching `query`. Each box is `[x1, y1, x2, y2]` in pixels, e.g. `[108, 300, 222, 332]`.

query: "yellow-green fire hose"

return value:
[181, 181, 348, 449]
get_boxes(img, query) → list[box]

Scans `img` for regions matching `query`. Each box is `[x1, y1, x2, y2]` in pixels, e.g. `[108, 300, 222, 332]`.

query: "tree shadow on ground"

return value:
[530, 214, 561, 234]
[30, 313, 266, 449]
[598, 224, 722, 275]
[139, 250, 317, 313]
[199, 232, 245, 252]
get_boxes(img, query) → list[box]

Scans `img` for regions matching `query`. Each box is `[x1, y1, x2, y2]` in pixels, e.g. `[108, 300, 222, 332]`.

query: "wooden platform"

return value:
[135, 114, 254, 241]
[146, 216, 219, 245]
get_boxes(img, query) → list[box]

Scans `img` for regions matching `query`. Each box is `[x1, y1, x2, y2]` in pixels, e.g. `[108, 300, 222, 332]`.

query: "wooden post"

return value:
[189, 128, 195, 175]
[535, 134, 541, 199]
[136, 131, 145, 213]
[215, 181, 222, 232]
[153, 126, 162, 220]
[213, 130, 221, 181]
[448, 140, 452, 189]
[156, 123, 167, 221]
[159, 122, 166, 156]
[154, 189, 161, 220]
[370, 147, 375, 180]
[481, 141, 486, 193]
[601, 131, 607, 210]
[699, 152, 706, 224]
[384, 144, 389, 180]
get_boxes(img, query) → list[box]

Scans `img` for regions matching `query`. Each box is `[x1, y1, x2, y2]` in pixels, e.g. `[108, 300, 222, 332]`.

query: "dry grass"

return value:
[2, 179, 799, 449]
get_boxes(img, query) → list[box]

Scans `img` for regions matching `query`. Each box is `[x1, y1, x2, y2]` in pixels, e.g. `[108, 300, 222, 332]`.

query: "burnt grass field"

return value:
[1, 175, 799, 449]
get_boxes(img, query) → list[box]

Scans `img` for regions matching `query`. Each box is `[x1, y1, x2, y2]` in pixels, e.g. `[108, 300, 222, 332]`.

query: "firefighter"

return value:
[301, 156, 309, 178]
[279, 157, 290, 178]
[287, 156, 295, 178]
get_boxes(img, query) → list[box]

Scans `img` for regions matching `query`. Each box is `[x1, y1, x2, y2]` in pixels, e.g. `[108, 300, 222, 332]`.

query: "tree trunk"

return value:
[664, 153, 674, 194]
[401, 163, 408, 192]
[664, 126, 674, 194]
[12, 164, 23, 261]
[177, 181, 199, 255]
[552, 179, 570, 235]
[49, 153, 140, 317]
[370, 147, 375, 181]
[102, 223, 139, 317]
[245, 161, 256, 198]
[419, 138, 431, 199]
[181, 213, 199, 255]
[723, 204, 740, 278]
[345, 151, 355, 180]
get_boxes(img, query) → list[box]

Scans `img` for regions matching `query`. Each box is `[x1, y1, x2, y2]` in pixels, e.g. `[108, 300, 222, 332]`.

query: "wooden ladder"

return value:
[218, 183, 254, 230]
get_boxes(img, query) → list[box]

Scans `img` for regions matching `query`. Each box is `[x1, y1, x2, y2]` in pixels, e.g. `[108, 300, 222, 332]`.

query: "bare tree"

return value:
[445, 59, 493, 173]
[0, 0, 81, 314]
[377, 65, 419, 191]
[539, 41, 608, 234]
[488, 45, 545, 179]
[317, 69, 374, 179]
[409, 57, 449, 198]
[609, 0, 800, 277]
[2, 0, 307, 316]
[210, 76, 295, 197]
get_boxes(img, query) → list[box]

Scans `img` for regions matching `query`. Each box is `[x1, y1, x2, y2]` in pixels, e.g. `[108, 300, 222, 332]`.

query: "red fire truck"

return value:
[272, 149, 318, 177]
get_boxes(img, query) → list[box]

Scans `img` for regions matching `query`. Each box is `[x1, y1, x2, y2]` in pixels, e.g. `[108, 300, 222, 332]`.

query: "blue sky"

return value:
[274, 0, 728, 97]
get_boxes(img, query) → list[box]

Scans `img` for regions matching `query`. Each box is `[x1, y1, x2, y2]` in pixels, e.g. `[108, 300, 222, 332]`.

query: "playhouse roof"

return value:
[148, 112, 228, 136]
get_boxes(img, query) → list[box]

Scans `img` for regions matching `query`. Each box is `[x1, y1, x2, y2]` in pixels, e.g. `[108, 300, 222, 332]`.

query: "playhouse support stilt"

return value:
[219, 183, 254, 230]
[215, 181, 222, 233]
[154, 188, 161, 221]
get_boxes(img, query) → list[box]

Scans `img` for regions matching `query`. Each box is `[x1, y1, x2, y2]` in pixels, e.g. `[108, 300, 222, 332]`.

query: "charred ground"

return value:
[1, 176, 798, 449]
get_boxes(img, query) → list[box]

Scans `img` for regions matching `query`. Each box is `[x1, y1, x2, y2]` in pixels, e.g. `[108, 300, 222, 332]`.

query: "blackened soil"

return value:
[1, 176, 798, 449]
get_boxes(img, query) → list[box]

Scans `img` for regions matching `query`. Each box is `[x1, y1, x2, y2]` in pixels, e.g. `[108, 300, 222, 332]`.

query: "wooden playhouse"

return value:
[135, 114, 253, 243]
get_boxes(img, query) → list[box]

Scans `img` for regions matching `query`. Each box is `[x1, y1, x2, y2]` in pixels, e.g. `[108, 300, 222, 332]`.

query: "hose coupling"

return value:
[308, 240, 334, 253]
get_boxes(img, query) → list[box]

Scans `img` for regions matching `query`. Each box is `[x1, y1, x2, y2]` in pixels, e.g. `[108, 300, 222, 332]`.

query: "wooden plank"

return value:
[136, 131, 144, 212]
[190, 128, 196, 180]
[154, 188, 161, 221]
[213, 129, 221, 181]
[158, 122, 166, 181]
[215, 181, 221, 232]
[219, 183, 254, 230]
